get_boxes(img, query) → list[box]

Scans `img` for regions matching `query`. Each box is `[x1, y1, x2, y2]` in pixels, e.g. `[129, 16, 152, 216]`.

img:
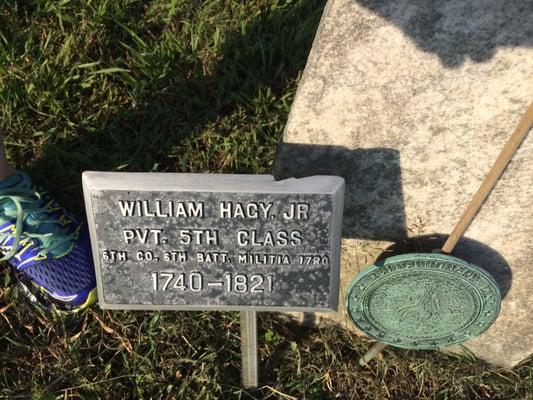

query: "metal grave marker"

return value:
[345, 253, 501, 350]
[83, 172, 344, 387]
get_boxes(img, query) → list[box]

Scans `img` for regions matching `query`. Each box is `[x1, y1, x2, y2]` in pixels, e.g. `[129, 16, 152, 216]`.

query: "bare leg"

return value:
[0, 134, 16, 181]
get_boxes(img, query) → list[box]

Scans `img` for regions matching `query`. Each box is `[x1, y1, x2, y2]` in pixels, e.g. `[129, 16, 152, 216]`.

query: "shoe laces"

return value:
[0, 186, 74, 261]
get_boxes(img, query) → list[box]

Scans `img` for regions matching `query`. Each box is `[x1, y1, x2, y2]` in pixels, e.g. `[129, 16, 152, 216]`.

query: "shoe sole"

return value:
[17, 278, 97, 313]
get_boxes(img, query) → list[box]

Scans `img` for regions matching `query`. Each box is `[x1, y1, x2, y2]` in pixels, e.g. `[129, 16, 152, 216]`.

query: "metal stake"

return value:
[442, 101, 533, 253]
[240, 311, 258, 389]
[359, 341, 387, 366]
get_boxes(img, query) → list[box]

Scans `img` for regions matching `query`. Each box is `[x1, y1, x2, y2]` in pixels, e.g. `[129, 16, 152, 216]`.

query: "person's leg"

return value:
[0, 133, 97, 312]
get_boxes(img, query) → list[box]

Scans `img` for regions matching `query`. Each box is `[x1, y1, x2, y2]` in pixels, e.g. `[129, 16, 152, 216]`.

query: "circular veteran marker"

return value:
[345, 253, 501, 349]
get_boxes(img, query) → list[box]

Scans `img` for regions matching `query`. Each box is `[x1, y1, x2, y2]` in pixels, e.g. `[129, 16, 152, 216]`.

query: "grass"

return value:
[0, 0, 532, 399]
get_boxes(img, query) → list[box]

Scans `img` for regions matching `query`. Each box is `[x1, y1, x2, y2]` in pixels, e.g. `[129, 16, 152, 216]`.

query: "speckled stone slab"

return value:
[274, 0, 532, 367]
[82, 172, 344, 311]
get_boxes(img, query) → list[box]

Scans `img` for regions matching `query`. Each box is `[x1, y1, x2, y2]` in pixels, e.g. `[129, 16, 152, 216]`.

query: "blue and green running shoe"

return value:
[0, 172, 97, 312]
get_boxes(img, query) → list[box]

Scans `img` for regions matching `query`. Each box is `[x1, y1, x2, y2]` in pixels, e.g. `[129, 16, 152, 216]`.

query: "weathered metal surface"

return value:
[83, 172, 344, 311]
[345, 253, 501, 349]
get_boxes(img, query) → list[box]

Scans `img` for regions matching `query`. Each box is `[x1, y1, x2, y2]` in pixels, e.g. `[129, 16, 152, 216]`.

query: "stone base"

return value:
[274, 0, 533, 368]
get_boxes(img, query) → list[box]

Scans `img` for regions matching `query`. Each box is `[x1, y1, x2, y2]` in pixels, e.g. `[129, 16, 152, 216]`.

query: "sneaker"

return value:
[0, 171, 97, 312]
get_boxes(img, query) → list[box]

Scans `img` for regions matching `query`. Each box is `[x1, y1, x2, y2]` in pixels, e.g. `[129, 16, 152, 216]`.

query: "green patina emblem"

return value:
[345, 253, 501, 349]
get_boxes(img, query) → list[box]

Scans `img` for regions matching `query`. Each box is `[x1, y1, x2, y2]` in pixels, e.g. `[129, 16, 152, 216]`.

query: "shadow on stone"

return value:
[274, 143, 406, 242]
[375, 234, 512, 298]
[355, 0, 533, 67]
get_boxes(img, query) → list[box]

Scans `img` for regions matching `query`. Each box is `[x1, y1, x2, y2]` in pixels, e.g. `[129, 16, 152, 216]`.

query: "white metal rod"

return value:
[240, 311, 259, 389]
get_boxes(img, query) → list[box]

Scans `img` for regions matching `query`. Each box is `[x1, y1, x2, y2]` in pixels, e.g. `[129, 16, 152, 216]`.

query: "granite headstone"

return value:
[82, 172, 344, 311]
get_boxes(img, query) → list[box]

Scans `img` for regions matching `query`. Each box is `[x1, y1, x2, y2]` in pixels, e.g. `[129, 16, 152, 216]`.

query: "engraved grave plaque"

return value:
[83, 172, 344, 311]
